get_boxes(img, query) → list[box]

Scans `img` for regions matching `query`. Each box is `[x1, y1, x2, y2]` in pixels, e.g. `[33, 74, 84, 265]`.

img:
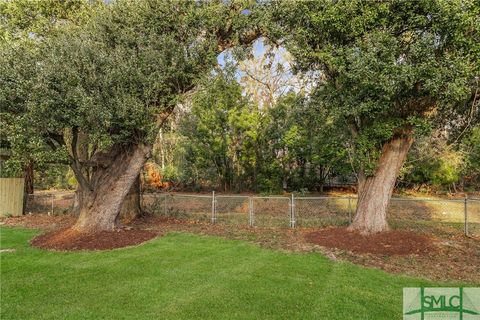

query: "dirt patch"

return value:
[305, 227, 434, 255]
[0, 214, 75, 230]
[31, 228, 159, 251]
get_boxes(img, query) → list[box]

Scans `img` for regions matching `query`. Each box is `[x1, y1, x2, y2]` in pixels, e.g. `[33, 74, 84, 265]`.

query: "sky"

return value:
[217, 38, 292, 82]
[217, 38, 267, 68]
[216, 37, 311, 102]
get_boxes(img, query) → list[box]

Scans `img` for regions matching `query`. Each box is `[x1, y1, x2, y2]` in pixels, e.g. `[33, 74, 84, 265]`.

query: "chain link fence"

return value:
[294, 196, 353, 228]
[215, 195, 250, 225]
[142, 193, 479, 237]
[250, 196, 291, 228]
[142, 193, 212, 222]
[388, 198, 466, 236]
[467, 198, 480, 236]
[17, 191, 480, 237]
[25, 192, 74, 215]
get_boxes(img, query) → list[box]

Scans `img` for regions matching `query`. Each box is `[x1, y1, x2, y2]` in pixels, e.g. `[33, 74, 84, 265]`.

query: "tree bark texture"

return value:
[349, 133, 413, 234]
[72, 176, 141, 220]
[119, 175, 141, 223]
[22, 162, 34, 214]
[72, 187, 83, 217]
[72, 143, 151, 232]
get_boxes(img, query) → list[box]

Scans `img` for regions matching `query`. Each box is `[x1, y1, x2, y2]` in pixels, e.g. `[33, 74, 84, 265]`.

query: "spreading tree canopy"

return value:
[0, 0, 93, 170]
[1, 0, 265, 230]
[273, 0, 479, 233]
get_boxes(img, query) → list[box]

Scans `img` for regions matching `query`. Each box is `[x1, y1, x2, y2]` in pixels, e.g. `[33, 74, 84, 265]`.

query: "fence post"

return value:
[464, 196, 468, 236]
[51, 194, 54, 216]
[348, 196, 352, 223]
[211, 191, 216, 224]
[164, 194, 167, 216]
[290, 193, 296, 228]
[248, 197, 253, 227]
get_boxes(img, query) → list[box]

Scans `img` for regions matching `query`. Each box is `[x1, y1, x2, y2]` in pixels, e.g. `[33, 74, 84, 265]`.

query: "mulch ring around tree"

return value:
[305, 227, 435, 255]
[31, 228, 160, 251]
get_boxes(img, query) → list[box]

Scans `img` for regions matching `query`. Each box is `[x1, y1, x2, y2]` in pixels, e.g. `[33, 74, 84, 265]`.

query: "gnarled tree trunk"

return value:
[72, 143, 151, 232]
[72, 131, 89, 217]
[349, 132, 413, 234]
[72, 187, 84, 216]
[119, 175, 141, 222]
[72, 176, 141, 220]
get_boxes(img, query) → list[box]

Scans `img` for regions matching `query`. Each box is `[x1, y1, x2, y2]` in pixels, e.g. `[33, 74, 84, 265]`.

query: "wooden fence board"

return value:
[0, 178, 24, 216]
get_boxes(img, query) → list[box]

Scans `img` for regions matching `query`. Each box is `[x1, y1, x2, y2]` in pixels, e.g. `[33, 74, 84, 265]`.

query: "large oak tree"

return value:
[2, 0, 263, 231]
[274, 0, 479, 233]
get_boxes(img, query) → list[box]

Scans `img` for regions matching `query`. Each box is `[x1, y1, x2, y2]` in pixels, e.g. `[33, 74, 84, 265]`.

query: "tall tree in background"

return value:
[238, 41, 304, 109]
[179, 68, 260, 191]
[261, 93, 348, 192]
[275, 0, 479, 233]
[174, 80, 347, 193]
[236, 41, 311, 187]
[401, 132, 466, 192]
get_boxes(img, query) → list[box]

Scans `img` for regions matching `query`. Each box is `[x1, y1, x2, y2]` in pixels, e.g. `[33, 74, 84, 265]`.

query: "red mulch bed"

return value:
[31, 228, 159, 251]
[305, 227, 434, 255]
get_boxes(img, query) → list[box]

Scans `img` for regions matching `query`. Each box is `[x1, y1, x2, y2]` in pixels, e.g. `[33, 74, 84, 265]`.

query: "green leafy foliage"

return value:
[273, 0, 479, 176]
[33, 165, 77, 190]
[0, 0, 92, 44]
[178, 68, 260, 191]
[461, 125, 480, 189]
[1, 0, 265, 188]
[169, 69, 349, 193]
[258, 93, 349, 192]
[29, 1, 222, 148]
[402, 135, 465, 189]
[0, 0, 92, 177]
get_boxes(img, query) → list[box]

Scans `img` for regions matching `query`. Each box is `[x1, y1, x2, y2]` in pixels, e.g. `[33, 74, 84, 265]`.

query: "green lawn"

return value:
[0, 227, 456, 319]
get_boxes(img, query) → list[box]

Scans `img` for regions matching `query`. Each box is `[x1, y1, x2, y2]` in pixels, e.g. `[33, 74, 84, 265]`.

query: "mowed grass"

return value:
[0, 227, 457, 320]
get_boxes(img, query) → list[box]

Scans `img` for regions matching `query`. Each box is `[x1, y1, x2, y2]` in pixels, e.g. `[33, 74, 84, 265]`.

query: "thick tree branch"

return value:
[69, 127, 91, 191]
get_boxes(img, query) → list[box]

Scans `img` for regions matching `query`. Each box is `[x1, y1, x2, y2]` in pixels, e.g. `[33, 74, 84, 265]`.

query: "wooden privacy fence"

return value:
[0, 178, 24, 216]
